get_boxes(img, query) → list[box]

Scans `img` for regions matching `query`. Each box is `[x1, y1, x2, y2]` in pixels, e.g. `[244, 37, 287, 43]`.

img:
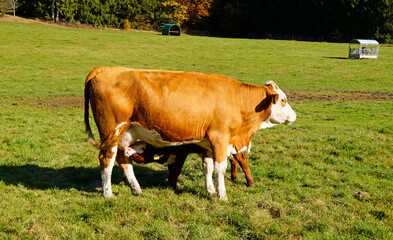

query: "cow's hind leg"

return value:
[116, 151, 142, 195]
[99, 146, 118, 198]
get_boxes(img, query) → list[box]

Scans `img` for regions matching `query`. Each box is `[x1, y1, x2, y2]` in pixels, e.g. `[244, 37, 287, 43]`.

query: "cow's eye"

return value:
[281, 98, 287, 107]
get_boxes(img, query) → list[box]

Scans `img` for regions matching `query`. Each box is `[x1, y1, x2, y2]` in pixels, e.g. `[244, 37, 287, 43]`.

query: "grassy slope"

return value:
[0, 20, 392, 239]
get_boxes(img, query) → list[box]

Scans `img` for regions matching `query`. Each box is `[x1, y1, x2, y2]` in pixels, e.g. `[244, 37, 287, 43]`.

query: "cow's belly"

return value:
[119, 122, 211, 150]
[118, 122, 251, 160]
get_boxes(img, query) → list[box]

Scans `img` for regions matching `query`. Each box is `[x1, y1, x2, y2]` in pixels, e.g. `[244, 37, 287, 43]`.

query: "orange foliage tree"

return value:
[177, 0, 213, 30]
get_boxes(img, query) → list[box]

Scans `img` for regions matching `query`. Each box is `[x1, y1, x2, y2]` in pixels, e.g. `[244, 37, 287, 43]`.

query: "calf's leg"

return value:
[233, 153, 253, 187]
[229, 156, 238, 182]
[167, 152, 188, 189]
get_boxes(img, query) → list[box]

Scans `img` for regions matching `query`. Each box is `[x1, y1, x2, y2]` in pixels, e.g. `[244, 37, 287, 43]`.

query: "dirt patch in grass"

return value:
[286, 90, 393, 101]
[30, 90, 393, 108]
[32, 95, 83, 108]
[0, 15, 55, 27]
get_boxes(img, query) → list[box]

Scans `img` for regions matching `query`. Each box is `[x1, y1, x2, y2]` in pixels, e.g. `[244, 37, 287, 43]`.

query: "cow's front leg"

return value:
[202, 156, 216, 195]
[210, 138, 230, 201]
[116, 151, 142, 195]
[99, 146, 118, 198]
[215, 159, 228, 201]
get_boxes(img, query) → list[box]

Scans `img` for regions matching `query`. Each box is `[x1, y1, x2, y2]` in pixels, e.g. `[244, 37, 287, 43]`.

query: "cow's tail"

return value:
[84, 69, 100, 149]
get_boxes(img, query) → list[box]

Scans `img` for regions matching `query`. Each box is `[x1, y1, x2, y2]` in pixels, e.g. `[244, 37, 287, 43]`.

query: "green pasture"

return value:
[0, 20, 392, 239]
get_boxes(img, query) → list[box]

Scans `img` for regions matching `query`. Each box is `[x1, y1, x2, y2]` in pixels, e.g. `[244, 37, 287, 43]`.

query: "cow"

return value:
[84, 66, 296, 201]
[125, 142, 254, 188]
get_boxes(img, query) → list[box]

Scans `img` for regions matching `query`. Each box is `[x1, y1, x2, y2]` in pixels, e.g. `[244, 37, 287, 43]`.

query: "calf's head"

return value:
[260, 81, 296, 129]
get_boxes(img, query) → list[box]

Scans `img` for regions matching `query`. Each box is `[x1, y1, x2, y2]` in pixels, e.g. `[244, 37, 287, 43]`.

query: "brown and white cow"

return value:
[84, 66, 296, 201]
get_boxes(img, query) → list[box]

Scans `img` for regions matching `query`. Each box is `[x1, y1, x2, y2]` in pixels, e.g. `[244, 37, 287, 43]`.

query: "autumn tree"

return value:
[178, 0, 213, 30]
[161, 0, 187, 25]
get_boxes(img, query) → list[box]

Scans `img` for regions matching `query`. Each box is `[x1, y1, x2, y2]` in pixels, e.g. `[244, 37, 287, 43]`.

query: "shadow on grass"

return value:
[322, 56, 349, 60]
[0, 164, 169, 193]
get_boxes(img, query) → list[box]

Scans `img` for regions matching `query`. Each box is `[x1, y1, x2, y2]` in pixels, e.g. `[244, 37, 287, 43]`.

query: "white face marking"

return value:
[261, 81, 297, 130]
[125, 142, 147, 157]
[125, 148, 136, 158]
[260, 121, 278, 129]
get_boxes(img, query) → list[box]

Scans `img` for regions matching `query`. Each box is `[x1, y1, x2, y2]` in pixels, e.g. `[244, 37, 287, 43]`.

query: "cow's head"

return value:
[260, 81, 296, 129]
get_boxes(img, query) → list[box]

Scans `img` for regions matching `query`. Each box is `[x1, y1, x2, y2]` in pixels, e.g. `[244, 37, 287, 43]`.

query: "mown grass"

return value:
[0, 19, 392, 239]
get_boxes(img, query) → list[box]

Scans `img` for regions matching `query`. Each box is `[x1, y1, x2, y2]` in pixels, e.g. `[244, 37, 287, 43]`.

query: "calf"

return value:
[127, 143, 254, 188]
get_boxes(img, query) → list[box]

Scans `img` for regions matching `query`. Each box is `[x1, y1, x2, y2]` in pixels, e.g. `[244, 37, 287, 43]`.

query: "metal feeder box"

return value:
[162, 24, 181, 36]
[349, 39, 379, 59]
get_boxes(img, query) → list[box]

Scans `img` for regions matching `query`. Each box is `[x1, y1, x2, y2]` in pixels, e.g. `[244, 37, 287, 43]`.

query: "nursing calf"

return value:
[126, 143, 254, 188]
[84, 66, 296, 200]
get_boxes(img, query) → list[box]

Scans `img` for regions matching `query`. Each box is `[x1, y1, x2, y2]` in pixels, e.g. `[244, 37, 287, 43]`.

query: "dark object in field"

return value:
[162, 24, 181, 36]
[128, 144, 253, 188]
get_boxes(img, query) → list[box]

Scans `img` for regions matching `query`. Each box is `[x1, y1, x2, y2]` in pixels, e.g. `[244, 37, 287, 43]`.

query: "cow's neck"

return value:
[231, 84, 273, 142]
[239, 83, 272, 120]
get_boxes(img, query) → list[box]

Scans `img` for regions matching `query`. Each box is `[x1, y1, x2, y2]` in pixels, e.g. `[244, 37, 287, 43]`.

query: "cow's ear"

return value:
[255, 88, 278, 112]
[268, 93, 279, 104]
[265, 84, 279, 104]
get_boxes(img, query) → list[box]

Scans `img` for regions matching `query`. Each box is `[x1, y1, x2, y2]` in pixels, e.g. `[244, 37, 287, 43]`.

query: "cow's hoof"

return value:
[132, 188, 142, 196]
[103, 192, 114, 199]
[218, 193, 228, 201]
[207, 187, 216, 195]
[219, 196, 228, 201]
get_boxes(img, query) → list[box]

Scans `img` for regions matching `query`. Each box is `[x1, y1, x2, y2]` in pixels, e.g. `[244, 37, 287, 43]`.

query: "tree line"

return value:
[4, 0, 393, 42]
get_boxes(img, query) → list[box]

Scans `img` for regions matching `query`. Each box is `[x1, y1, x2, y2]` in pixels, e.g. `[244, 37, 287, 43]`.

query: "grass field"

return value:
[1, 18, 392, 239]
